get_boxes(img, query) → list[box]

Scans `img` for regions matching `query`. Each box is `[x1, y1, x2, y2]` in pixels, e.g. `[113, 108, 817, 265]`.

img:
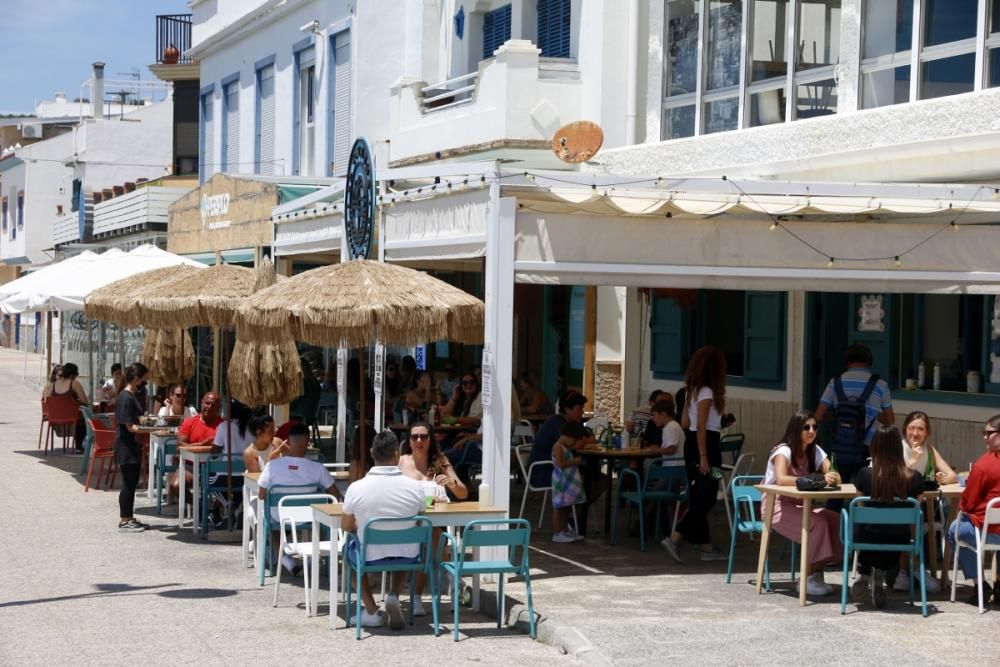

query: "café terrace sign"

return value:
[200, 192, 231, 230]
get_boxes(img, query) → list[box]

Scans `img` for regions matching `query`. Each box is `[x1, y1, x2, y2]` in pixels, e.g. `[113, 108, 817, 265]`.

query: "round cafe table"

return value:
[578, 446, 667, 534]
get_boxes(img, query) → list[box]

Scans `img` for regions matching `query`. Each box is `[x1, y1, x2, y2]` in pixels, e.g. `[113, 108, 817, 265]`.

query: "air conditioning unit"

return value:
[20, 124, 43, 139]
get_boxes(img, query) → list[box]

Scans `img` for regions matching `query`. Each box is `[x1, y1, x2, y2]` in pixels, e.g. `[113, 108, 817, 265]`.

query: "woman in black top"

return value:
[851, 425, 924, 608]
[115, 362, 149, 532]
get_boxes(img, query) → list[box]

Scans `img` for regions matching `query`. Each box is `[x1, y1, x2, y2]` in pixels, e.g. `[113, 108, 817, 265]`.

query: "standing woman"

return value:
[662, 346, 729, 562]
[115, 362, 149, 532]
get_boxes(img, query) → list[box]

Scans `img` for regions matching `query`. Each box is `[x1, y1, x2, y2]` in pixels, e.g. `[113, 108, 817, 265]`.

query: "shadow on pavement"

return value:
[0, 582, 181, 608]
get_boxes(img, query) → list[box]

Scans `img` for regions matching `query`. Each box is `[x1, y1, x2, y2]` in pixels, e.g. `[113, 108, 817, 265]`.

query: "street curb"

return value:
[475, 587, 614, 666]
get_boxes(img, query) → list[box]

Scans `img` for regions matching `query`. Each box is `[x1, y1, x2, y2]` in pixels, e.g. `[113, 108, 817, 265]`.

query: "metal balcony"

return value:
[156, 14, 193, 65]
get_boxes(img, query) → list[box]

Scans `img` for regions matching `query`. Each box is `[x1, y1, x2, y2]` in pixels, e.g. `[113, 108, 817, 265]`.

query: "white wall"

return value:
[0, 131, 75, 265]
[75, 100, 174, 191]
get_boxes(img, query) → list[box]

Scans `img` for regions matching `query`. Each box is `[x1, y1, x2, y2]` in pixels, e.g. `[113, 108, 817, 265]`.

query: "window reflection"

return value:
[665, 0, 700, 97]
[749, 89, 785, 126]
[923, 0, 977, 47]
[796, 79, 836, 117]
[664, 105, 697, 139]
[707, 0, 743, 90]
[862, 66, 910, 109]
[862, 0, 913, 59]
[705, 97, 739, 133]
[921, 53, 975, 99]
[750, 0, 788, 82]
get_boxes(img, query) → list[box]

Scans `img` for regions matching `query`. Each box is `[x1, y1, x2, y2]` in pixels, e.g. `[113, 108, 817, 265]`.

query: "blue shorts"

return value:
[345, 540, 420, 569]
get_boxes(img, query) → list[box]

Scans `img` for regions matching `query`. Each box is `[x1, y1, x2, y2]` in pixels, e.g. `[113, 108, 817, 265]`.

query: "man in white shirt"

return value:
[342, 430, 426, 630]
[258, 423, 341, 510]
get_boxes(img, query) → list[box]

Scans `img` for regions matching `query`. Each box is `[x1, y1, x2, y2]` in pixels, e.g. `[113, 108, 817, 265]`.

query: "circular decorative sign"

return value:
[344, 137, 375, 260]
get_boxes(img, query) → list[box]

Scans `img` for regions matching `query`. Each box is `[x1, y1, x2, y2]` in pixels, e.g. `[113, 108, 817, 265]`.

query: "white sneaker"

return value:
[384, 594, 405, 630]
[661, 537, 684, 563]
[552, 531, 577, 543]
[893, 569, 941, 593]
[350, 609, 385, 628]
[892, 570, 910, 592]
[923, 573, 941, 593]
[412, 595, 426, 617]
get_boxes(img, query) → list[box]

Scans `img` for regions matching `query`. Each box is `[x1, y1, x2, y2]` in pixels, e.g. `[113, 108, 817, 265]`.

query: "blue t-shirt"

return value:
[819, 367, 892, 446]
[529, 414, 565, 487]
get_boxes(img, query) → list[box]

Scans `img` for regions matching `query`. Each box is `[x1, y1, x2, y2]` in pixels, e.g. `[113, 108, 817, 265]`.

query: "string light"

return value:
[769, 222, 778, 231]
[951, 220, 960, 230]
[894, 256, 901, 267]
[524, 171, 536, 182]
[827, 257, 834, 268]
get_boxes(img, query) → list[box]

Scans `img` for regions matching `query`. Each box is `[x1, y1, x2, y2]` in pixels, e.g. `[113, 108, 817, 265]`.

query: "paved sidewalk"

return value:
[0, 349, 572, 666]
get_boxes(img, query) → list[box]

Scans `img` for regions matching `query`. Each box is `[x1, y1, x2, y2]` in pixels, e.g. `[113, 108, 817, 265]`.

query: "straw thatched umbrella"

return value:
[85, 265, 204, 329]
[141, 328, 196, 385]
[228, 334, 303, 406]
[234, 259, 485, 347]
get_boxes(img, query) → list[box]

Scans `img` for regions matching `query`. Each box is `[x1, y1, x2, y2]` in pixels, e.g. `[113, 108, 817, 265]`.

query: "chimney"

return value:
[55, 91, 66, 103]
[91, 62, 105, 119]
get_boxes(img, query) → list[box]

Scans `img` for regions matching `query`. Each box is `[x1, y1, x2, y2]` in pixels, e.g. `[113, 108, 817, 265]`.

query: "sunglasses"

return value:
[173, 392, 185, 397]
[802, 424, 818, 432]
[461, 380, 477, 386]
[984, 429, 1000, 437]
[410, 433, 430, 441]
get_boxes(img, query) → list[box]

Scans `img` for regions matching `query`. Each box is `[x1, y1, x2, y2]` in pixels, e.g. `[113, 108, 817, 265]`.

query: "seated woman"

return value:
[851, 425, 925, 608]
[518, 372, 552, 415]
[762, 410, 842, 596]
[946, 413, 1000, 606]
[157, 383, 197, 422]
[399, 421, 469, 615]
[243, 414, 287, 473]
[46, 362, 89, 451]
[441, 374, 482, 427]
[41, 364, 61, 399]
[892, 410, 956, 593]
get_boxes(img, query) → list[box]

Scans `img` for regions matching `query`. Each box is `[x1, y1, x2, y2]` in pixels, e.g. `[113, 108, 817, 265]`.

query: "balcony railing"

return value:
[156, 14, 193, 65]
[420, 71, 479, 113]
[52, 212, 82, 246]
[93, 187, 188, 238]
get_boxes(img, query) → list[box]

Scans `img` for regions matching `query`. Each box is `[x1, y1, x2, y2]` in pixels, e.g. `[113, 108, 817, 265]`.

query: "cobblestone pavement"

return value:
[0, 349, 573, 666]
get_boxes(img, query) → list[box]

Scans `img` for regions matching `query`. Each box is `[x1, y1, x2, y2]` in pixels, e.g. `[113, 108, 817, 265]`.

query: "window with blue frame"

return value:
[16, 191, 23, 228]
[1, 196, 7, 234]
[650, 289, 786, 387]
[200, 88, 215, 181]
[537, 0, 571, 58]
[222, 78, 240, 173]
[71, 179, 81, 213]
[483, 4, 512, 59]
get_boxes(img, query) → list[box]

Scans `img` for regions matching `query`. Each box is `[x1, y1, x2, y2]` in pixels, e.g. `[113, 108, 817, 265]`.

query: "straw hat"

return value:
[235, 259, 484, 347]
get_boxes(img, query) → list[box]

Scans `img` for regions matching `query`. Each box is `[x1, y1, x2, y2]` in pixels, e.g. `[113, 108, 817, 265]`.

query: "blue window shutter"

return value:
[1, 197, 7, 232]
[743, 291, 785, 382]
[483, 4, 512, 58]
[650, 294, 690, 376]
[537, 0, 571, 58]
[17, 191, 23, 228]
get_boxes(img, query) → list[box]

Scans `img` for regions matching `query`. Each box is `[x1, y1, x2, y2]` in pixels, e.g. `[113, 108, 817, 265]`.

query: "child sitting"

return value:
[552, 421, 587, 544]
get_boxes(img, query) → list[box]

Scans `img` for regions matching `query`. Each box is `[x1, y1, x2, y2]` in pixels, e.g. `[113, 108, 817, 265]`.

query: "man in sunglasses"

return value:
[169, 392, 224, 502]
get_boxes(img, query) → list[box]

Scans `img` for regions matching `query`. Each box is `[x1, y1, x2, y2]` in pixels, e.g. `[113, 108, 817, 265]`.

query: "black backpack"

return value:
[831, 374, 879, 463]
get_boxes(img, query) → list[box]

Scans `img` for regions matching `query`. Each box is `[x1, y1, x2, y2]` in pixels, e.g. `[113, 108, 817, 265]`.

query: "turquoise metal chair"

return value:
[840, 496, 927, 616]
[78, 406, 112, 475]
[438, 519, 535, 641]
[199, 456, 247, 537]
[259, 484, 323, 586]
[344, 516, 439, 640]
[155, 437, 178, 515]
[726, 475, 772, 588]
[610, 458, 687, 551]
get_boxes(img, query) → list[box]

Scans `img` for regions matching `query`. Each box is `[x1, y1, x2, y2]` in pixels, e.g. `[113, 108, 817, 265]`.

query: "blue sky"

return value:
[0, 0, 191, 112]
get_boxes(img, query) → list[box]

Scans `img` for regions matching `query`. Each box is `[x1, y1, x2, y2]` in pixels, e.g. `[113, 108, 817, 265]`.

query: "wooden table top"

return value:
[578, 446, 665, 459]
[137, 427, 177, 436]
[311, 501, 505, 519]
[178, 445, 215, 454]
[244, 469, 348, 483]
[755, 482, 964, 500]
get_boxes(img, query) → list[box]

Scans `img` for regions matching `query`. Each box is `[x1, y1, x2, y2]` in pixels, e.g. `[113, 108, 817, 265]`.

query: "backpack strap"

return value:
[857, 374, 881, 438]
[833, 375, 848, 403]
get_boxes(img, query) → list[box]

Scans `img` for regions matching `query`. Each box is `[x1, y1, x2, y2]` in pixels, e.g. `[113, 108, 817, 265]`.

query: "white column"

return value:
[481, 187, 515, 518]
[337, 217, 349, 463]
[645, 0, 665, 143]
[621, 286, 644, 418]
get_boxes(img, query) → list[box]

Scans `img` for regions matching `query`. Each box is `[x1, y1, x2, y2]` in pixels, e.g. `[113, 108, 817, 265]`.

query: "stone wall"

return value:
[594, 361, 623, 425]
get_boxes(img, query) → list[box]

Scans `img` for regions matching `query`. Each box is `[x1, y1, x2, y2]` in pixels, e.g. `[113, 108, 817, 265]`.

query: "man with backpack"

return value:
[814, 344, 895, 485]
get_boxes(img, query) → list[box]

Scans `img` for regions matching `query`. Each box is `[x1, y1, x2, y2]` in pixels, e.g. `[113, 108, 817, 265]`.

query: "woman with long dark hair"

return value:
[442, 373, 482, 427]
[243, 413, 286, 473]
[662, 346, 730, 562]
[114, 362, 149, 532]
[851, 425, 924, 608]
[760, 410, 842, 596]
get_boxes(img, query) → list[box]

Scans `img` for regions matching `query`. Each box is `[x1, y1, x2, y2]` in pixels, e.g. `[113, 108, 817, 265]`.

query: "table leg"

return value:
[603, 458, 613, 535]
[241, 485, 250, 567]
[799, 498, 812, 607]
[471, 540, 481, 612]
[755, 493, 776, 595]
[940, 498, 959, 590]
[329, 520, 340, 630]
[256, 502, 265, 583]
[177, 453, 187, 529]
[925, 495, 939, 581]
[146, 439, 156, 502]
[311, 517, 320, 618]
[190, 457, 201, 537]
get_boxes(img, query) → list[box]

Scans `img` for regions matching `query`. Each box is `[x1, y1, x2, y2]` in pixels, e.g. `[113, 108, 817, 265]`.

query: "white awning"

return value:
[383, 188, 490, 262]
[273, 214, 343, 257]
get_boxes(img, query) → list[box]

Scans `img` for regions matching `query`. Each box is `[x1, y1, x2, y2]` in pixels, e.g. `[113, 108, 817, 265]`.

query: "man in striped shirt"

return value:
[814, 344, 895, 484]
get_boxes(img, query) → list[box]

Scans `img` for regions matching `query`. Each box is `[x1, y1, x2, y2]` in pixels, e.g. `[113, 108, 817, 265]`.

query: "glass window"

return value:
[989, 48, 1000, 87]
[749, 0, 787, 82]
[795, 78, 836, 117]
[797, 0, 840, 71]
[992, 0, 1000, 34]
[707, 0, 743, 90]
[923, 0, 977, 47]
[920, 53, 975, 99]
[704, 290, 746, 375]
[705, 97, 739, 133]
[862, 0, 913, 59]
[665, 0, 700, 97]
[901, 295, 984, 392]
[749, 89, 785, 126]
[861, 66, 910, 109]
[664, 105, 697, 139]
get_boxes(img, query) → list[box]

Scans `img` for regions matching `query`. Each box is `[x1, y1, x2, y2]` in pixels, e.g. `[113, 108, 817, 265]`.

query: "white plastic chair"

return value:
[722, 453, 756, 536]
[272, 494, 344, 613]
[950, 497, 1000, 613]
[513, 420, 535, 446]
[242, 486, 258, 568]
[516, 444, 553, 528]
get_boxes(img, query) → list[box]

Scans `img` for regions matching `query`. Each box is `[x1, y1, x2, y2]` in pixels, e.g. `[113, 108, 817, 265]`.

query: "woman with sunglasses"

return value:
[157, 383, 196, 421]
[442, 374, 483, 427]
[399, 421, 468, 616]
[946, 414, 1000, 606]
[761, 410, 842, 596]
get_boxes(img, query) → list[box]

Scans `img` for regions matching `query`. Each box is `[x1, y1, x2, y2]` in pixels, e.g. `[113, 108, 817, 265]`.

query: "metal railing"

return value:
[156, 14, 193, 64]
[420, 71, 479, 112]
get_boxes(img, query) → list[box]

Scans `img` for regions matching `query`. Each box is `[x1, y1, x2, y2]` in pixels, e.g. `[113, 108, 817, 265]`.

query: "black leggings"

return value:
[119, 463, 141, 519]
[675, 429, 722, 545]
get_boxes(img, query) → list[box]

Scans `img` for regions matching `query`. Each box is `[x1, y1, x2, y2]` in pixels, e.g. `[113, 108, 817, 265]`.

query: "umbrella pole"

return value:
[225, 328, 233, 533]
[45, 312, 52, 374]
